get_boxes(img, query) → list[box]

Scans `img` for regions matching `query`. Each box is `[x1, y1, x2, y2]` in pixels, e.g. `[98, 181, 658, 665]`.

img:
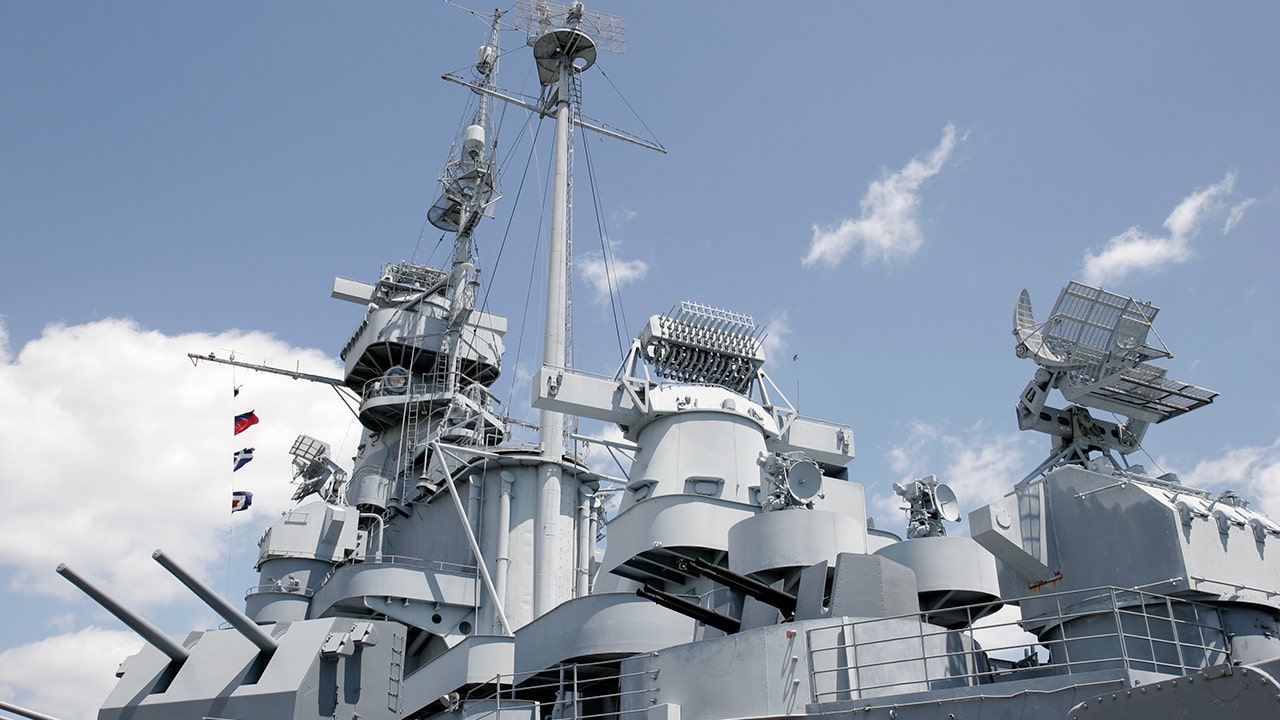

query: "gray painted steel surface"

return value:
[42, 4, 1279, 720]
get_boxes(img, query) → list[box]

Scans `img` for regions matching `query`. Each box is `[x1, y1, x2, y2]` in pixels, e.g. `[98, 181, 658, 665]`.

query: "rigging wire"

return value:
[597, 65, 665, 151]
[594, 62, 670, 300]
[477, 100, 542, 314]
[409, 210, 434, 265]
[421, 233, 447, 269]
[227, 363, 238, 601]
[579, 124, 630, 358]
[471, 108, 550, 434]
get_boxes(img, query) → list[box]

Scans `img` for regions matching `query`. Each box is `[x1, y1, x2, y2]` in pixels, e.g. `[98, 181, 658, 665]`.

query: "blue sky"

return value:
[2, 2, 1278, 717]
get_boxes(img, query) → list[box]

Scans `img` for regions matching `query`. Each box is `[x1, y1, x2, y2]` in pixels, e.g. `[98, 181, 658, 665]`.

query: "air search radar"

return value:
[1012, 281, 1218, 482]
[894, 475, 960, 538]
[289, 435, 348, 503]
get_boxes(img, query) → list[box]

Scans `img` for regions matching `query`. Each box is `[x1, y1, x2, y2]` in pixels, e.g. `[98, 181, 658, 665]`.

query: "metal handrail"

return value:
[247, 555, 479, 601]
[362, 377, 473, 403]
[462, 656, 662, 720]
[455, 653, 660, 717]
[806, 585, 1230, 703]
[243, 583, 314, 598]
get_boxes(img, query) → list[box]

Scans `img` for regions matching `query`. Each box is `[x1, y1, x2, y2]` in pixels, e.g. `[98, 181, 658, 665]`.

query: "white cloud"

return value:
[0, 627, 143, 720]
[759, 311, 791, 365]
[0, 318, 10, 364]
[1182, 437, 1280, 519]
[1224, 198, 1256, 234]
[579, 422, 632, 480]
[579, 242, 649, 302]
[0, 318, 360, 717]
[803, 124, 958, 268]
[0, 319, 359, 609]
[871, 421, 1031, 534]
[970, 605, 1043, 663]
[1081, 172, 1252, 286]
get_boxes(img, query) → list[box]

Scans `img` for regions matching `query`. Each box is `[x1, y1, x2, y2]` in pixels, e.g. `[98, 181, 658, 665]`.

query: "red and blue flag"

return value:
[233, 410, 259, 435]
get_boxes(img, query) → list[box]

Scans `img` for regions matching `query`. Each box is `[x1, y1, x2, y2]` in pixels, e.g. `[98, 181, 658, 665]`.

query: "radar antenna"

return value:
[894, 475, 960, 538]
[1013, 281, 1218, 481]
[515, 0, 626, 55]
[758, 452, 824, 511]
[289, 435, 348, 503]
[636, 301, 768, 395]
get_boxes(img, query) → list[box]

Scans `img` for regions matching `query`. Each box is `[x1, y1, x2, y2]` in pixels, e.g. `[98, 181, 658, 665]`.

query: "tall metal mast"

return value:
[532, 2, 597, 616]
[440, 0, 655, 616]
[520, 0, 626, 615]
[521, 2, 621, 458]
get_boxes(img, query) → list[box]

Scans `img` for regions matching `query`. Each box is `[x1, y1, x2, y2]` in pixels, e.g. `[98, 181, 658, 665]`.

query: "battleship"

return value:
[8, 2, 1279, 719]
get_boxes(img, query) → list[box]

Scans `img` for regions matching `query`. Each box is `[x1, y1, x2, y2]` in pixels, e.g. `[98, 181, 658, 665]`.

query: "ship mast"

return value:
[445, 0, 661, 616]
[521, 0, 668, 614]
[435, 11, 501, 399]
[532, 3, 594, 615]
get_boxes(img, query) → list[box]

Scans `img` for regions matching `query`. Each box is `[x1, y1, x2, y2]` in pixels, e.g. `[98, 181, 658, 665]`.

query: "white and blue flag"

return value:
[231, 490, 254, 513]
[233, 447, 255, 472]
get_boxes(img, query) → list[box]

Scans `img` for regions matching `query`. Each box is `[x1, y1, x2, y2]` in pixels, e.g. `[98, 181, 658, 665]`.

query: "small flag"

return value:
[233, 448, 255, 472]
[232, 490, 254, 512]
[234, 410, 259, 435]
[233, 385, 241, 397]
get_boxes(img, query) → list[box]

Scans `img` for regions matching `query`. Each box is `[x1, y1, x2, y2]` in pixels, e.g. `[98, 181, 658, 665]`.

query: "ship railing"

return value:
[381, 260, 449, 291]
[806, 585, 1229, 703]
[361, 372, 503, 405]
[463, 656, 660, 720]
[243, 583, 315, 599]
[348, 555, 478, 575]
[308, 554, 479, 595]
[246, 556, 479, 600]
[361, 376, 449, 402]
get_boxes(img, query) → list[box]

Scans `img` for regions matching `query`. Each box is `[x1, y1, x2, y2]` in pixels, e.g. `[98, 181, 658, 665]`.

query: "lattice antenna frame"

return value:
[1012, 282, 1219, 482]
[289, 434, 347, 502]
[515, 0, 625, 53]
[637, 301, 767, 395]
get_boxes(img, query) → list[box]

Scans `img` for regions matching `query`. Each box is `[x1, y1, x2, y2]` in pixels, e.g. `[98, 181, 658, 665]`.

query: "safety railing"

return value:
[309, 553, 479, 594]
[362, 375, 498, 404]
[243, 582, 315, 599]
[462, 656, 661, 720]
[348, 554, 478, 575]
[807, 585, 1229, 703]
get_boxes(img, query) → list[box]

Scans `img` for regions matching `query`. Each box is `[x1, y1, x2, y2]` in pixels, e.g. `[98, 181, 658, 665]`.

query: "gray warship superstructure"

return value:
[27, 3, 1280, 719]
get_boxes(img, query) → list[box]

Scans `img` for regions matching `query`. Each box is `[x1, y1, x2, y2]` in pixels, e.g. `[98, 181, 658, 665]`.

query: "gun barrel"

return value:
[55, 564, 189, 663]
[688, 557, 797, 615]
[0, 700, 62, 720]
[152, 549, 277, 654]
[636, 585, 740, 634]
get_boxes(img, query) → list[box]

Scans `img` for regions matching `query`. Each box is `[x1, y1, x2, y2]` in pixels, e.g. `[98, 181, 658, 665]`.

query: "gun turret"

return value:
[152, 549, 278, 654]
[681, 557, 798, 616]
[55, 563, 190, 663]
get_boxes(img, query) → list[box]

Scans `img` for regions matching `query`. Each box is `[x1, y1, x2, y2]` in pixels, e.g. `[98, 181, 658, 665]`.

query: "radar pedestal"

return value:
[877, 476, 1001, 628]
